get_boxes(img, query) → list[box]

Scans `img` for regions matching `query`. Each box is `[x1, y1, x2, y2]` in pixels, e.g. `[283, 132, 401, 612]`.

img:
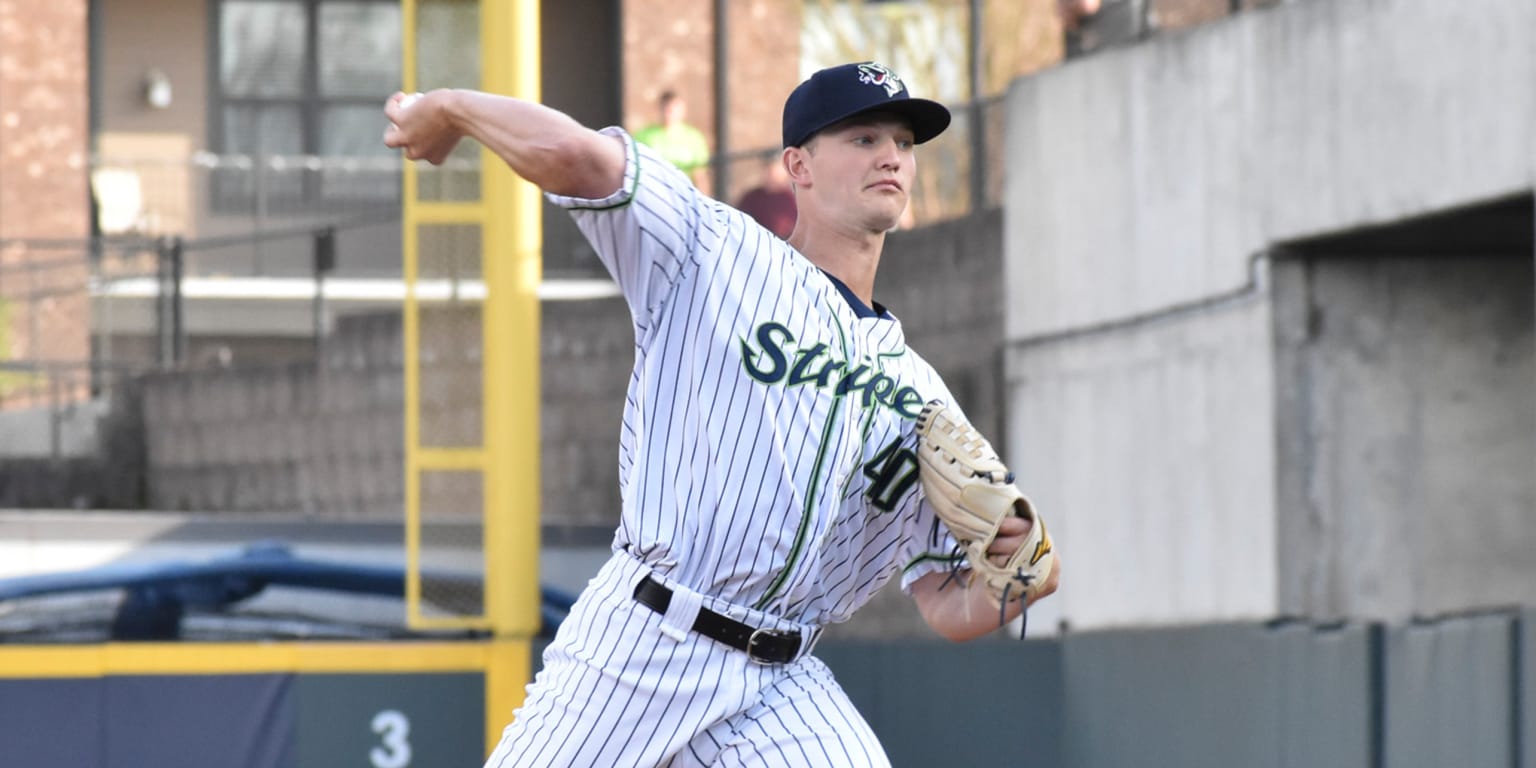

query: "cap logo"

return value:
[857, 63, 903, 98]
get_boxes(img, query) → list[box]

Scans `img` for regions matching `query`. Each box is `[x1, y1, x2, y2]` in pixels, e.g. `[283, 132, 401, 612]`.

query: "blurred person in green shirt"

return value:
[633, 90, 710, 186]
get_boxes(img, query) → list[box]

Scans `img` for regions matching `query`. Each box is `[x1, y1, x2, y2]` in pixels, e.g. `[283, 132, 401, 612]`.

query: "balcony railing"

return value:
[90, 96, 1008, 274]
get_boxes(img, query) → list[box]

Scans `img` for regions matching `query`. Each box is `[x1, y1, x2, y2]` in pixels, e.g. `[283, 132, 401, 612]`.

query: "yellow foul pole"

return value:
[479, 0, 543, 754]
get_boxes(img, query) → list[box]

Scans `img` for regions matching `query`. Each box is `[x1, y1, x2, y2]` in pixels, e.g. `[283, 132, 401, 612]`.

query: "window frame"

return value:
[208, 0, 401, 213]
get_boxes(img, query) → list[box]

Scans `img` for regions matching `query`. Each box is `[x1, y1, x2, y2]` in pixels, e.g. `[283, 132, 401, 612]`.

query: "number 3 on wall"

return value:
[370, 709, 413, 768]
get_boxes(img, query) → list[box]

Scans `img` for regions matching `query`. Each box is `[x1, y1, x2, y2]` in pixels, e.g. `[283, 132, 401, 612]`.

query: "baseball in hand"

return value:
[388, 92, 423, 137]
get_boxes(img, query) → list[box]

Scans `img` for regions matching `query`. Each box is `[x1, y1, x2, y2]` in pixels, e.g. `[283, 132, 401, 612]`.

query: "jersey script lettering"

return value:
[740, 321, 927, 416]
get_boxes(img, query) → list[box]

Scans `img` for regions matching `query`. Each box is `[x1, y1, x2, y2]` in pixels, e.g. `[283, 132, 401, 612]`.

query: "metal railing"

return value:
[89, 150, 402, 279]
[88, 93, 1007, 275]
[0, 220, 387, 413]
[0, 91, 1010, 403]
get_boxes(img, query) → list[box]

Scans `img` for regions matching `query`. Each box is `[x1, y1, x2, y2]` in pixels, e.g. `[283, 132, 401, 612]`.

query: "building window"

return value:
[212, 0, 401, 213]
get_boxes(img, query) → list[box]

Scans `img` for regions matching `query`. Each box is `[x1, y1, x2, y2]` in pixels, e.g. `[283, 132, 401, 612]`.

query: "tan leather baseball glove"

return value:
[915, 401, 1055, 610]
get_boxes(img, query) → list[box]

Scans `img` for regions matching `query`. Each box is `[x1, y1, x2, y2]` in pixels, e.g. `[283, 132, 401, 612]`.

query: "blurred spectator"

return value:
[634, 90, 710, 186]
[1061, 0, 1127, 57]
[735, 154, 796, 239]
[1059, 0, 1103, 31]
[1061, 0, 1221, 57]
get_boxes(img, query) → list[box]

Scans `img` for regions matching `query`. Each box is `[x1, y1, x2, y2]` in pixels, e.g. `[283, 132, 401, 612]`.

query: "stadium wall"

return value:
[1002, 0, 1536, 631]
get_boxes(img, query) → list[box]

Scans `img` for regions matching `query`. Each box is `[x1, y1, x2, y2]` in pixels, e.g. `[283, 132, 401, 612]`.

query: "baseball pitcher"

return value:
[384, 61, 1060, 767]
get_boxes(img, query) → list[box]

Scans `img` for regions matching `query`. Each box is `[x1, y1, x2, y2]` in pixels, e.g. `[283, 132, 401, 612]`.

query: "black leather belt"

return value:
[633, 576, 803, 664]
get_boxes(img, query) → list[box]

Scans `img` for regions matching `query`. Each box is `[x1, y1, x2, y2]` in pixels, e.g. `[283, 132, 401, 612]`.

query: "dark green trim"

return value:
[838, 401, 880, 501]
[565, 134, 641, 211]
[753, 299, 852, 611]
[754, 393, 841, 611]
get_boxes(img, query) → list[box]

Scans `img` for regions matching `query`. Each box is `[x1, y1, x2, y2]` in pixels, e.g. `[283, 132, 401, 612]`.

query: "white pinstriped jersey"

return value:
[547, 128, 960, 627]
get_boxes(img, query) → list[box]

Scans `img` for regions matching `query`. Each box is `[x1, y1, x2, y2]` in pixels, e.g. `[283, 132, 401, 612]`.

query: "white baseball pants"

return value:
[483, 552, 890, 767]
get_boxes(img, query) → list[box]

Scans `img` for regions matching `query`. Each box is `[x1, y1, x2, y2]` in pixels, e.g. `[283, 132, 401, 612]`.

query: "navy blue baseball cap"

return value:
[782, 62, 951, 148]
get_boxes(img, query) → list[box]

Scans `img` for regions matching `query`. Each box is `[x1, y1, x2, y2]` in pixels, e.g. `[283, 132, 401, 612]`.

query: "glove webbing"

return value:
[936, 541, 1033, 639]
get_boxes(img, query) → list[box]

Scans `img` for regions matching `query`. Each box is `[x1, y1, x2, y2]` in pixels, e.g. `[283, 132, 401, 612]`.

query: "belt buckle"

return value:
[746, 627, 796, 665]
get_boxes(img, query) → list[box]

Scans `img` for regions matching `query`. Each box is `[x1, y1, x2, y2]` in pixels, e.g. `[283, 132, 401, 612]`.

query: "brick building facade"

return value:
[620, 0, 803, 201]
[0, 0, 91, 405]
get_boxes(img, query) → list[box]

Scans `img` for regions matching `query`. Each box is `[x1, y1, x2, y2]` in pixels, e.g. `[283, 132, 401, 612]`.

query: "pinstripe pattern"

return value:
[486, 128, 959, 766]
[676, 655, 890, 767]
[486, 552, 887, 767]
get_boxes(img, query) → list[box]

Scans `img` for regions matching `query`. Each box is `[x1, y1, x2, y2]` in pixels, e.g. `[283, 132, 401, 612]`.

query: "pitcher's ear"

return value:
[783, 146, 811, 188]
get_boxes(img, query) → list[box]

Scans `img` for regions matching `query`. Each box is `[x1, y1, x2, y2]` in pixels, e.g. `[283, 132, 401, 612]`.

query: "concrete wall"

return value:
[1274, 252, 1536, 622]
[1003, 0, 1536, 630]
[95, 0, 204, 138]
[877, 209, 1007, 445]
[0, 401, 111, 459]
[1005, 0, 1535, 340]
[1010, 292, 1278, 631]
[142, 362, 403, 519]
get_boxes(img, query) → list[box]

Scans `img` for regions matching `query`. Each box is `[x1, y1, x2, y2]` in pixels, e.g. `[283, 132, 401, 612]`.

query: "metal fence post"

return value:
[969, 0, 986, 214]
[156, 235, 185, 369]
[155, 236, 172, 369]
[49, 371, 62, 462]
[313, 227, 336, 359]
[170, 236, 185, 367]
